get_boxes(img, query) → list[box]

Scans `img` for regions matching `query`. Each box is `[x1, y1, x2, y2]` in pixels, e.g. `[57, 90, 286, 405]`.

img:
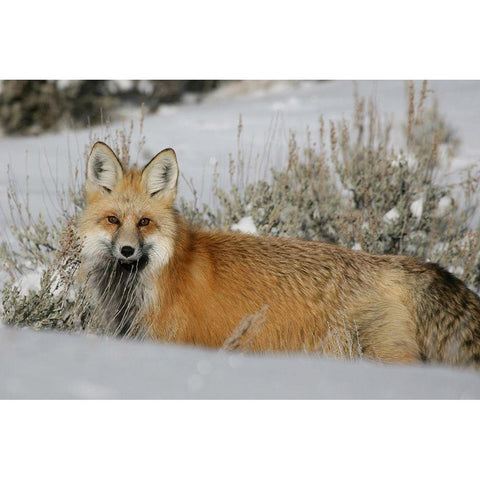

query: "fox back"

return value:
[78, 142, 480, 368]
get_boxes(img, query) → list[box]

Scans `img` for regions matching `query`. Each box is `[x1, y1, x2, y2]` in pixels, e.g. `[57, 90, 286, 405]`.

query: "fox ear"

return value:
[86, 142, 123, 193]
[142, 148, 179, 200]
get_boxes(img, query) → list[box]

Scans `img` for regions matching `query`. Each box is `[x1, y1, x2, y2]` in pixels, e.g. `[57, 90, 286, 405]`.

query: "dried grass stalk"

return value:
[222, 306, 268, 351]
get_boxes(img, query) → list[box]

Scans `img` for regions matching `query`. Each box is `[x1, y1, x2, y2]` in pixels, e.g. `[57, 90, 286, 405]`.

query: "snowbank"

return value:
[0, 326, 478, 399]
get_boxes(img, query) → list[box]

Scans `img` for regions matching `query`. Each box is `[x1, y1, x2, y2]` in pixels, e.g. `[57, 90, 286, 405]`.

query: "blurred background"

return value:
[0, 80, 221, 135]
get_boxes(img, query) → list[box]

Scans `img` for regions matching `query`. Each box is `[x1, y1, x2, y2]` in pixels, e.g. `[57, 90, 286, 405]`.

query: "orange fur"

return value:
[78, 143, 480, 367]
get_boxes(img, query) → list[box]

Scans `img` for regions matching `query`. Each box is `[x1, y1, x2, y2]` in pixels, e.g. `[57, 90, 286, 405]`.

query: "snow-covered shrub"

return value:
[2, 220, 83, 331]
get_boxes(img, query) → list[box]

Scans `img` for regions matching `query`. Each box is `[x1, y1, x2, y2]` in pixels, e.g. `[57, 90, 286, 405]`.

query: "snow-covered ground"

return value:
[1, 80, 480, 398]
[1, 325, 478, 399]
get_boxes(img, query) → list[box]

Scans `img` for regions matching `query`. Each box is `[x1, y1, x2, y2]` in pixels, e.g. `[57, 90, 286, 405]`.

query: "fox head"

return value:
[79, 142, 179, 274]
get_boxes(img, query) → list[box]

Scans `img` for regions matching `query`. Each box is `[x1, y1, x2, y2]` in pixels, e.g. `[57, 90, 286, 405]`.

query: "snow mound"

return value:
[0, 326, 478, 399]
[435, 195, 454, 217]
[383, 207, 400, 224]
[410, 197, 424, 220]
[231, 216, 257, 235]
[15, 268, 44, 296]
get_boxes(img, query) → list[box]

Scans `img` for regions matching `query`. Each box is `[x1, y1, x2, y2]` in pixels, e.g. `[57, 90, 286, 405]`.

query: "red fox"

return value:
[78, 142, 480, 367]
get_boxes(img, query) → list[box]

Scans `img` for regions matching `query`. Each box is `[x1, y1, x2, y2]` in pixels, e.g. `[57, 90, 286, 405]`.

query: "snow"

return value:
[56, 80, 74, 90]
[406, 153, 418, 172]
[436, 195, 454, 217]
[410, 197, 424, 220]
[0, 326, 478, 399]
[270, 96, 301, 112]
[136, 80, 154, 96]
[2, 80, 480, 398]
[231, 216, 257, 235]
[383, 207, 400, 224]
[110, 80, 134, 93]
[449, 265, 465, 277]
[15, 268, 44, 296]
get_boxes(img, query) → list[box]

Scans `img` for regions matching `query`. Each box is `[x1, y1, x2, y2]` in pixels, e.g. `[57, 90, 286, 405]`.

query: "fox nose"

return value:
[120, 246, 135, 258]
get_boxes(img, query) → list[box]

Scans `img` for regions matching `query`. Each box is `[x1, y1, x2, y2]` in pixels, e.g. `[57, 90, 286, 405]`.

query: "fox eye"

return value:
[138, 217, 151, 227]
[107, 215, 120, 225]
